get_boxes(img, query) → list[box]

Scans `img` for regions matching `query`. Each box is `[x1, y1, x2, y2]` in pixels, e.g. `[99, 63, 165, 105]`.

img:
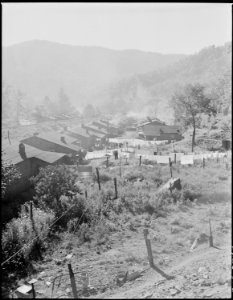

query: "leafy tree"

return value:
[172, 83, 217, 152]
[83, 104, 96, 118]
[30, 165, 82, 216]
[1, 159, 22, 200]
[58, 88, 72, 114]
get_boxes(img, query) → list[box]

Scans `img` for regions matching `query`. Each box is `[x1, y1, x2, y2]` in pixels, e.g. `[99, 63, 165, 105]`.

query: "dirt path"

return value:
[97, 243, 231, 299]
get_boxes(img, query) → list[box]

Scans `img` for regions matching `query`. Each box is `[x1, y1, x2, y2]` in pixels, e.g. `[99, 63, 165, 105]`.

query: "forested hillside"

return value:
[2, 40, 185, 108]
[99, 42, 231, 123]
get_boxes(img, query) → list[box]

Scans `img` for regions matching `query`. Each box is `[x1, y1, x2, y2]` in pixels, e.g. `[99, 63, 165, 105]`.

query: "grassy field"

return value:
[2, 151, 231, 298]
[1, 119, 231, 298]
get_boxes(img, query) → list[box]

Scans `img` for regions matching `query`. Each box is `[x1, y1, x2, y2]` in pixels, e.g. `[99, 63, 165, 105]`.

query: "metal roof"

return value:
[84, 124, 107, 134]
[2, 142, 66, 165]
[66, 127, 90, 138]
[21, 133, 81, 152]
[139, 118, 166, 127]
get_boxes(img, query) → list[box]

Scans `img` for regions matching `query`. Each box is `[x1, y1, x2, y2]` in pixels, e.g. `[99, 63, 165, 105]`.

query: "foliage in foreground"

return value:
[2, 207, 55, 273]
[1, 159, 22, 200]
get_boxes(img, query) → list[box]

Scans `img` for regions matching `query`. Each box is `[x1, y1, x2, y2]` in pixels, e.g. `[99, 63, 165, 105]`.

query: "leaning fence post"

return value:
[8, 130, 11, 145]
[114, 177, 118, 199]
[96, 168, 101, 190]
[209, 219, 213, 247]
[68, 263, 78, 298]
[169, 158, 173, 178]
[143, 228, 154, 267]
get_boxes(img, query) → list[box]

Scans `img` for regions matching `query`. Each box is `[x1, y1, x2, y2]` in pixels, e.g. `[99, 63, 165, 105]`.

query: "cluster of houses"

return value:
[2, 119, 122, 199]
[2, 117, 185, 201]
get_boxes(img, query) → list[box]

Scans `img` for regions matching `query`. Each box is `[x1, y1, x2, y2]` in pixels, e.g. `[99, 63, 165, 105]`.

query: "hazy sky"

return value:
[2, 3, 232, 54]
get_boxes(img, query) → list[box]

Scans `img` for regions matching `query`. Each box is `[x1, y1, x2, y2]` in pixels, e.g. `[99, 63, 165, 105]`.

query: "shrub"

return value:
[2, 207, 55, 273]
[1, 160, 22, 200]
[31, 165, 81, 208]
[31, 165, 84, 220]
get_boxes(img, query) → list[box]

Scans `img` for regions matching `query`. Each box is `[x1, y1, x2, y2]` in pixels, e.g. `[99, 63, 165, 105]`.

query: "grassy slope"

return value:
[10, 153, 231, 299]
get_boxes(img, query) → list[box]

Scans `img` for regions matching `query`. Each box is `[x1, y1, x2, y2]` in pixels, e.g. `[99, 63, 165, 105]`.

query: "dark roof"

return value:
[93, 121, 108, 129]
[2, 142, 66, 165]
[160, 126, 180, 134]
[21, 133, 81, 152]
[139, 118, 166, 127]
[84, 124, 107, 134]
[87, 130, 105, 138]
[143, 127, 161, 137]
[38, 133, 81, 150]
[66, 127, 90, 138]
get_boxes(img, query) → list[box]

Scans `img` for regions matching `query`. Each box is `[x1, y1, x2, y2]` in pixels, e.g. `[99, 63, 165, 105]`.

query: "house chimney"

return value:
[19, 143, 27, 160]
[60, 136, 67, 144]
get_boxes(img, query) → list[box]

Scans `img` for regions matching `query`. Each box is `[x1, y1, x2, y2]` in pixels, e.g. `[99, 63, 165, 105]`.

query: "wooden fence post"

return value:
[28, 279, 37, 299]
[30, 201, 33, 222]
[174, 153, 176, 164]
[96, 168, 101, 190]
[139, 155, 142, 166]
[85, 190, 87, 200]
[119, 157, 122, 177]
[106, 156, 109, 168]
[169, 158, 173, 178]
[8, 130, 11, 145]
[203, 157, 205, 168]
[209, 219, 213, 247]
[143, 228, 154, 267]
[68, 263, 78, 298]
[114, 178, 118, 199]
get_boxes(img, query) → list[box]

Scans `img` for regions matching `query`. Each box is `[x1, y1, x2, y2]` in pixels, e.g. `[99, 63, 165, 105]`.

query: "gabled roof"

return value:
[84, 124, 107, 134]
[87, 130, 105, 138]
[138, 118, 166, 127]
[2, 142, 67, 165]
[66, 127, 90, 138]
[159, 126, 180, 134]
[143, 127, 161, 137]
[21, 133, 81, 152]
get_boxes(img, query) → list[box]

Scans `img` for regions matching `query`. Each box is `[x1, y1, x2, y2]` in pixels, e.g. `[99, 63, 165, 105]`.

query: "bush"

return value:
[2, 207, 55, 273]
[1, 160, 22, 200]
[31, 165, 83, 220]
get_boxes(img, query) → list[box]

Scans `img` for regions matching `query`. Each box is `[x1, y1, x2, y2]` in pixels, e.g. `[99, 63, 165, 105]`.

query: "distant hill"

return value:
[99, 42, 231, 123]
[2, 40, 186, 108]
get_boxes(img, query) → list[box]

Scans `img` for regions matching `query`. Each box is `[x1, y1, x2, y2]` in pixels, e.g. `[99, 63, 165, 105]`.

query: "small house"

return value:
[2, 142, 71, 198]
[137, 119, 183, 142]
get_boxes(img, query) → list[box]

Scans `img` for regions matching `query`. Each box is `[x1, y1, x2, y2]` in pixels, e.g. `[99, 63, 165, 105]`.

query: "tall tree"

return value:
[58, 88, 72, 114]
[83, 104, 96, 118]
[172, 83, 217, 152]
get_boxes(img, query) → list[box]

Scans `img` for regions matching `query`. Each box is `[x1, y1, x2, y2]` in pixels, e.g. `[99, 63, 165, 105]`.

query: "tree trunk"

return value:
[192, 122, 196, 152]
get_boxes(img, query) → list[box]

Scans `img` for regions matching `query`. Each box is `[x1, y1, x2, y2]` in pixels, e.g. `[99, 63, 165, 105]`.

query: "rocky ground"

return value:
[13, 173, 231, 299]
